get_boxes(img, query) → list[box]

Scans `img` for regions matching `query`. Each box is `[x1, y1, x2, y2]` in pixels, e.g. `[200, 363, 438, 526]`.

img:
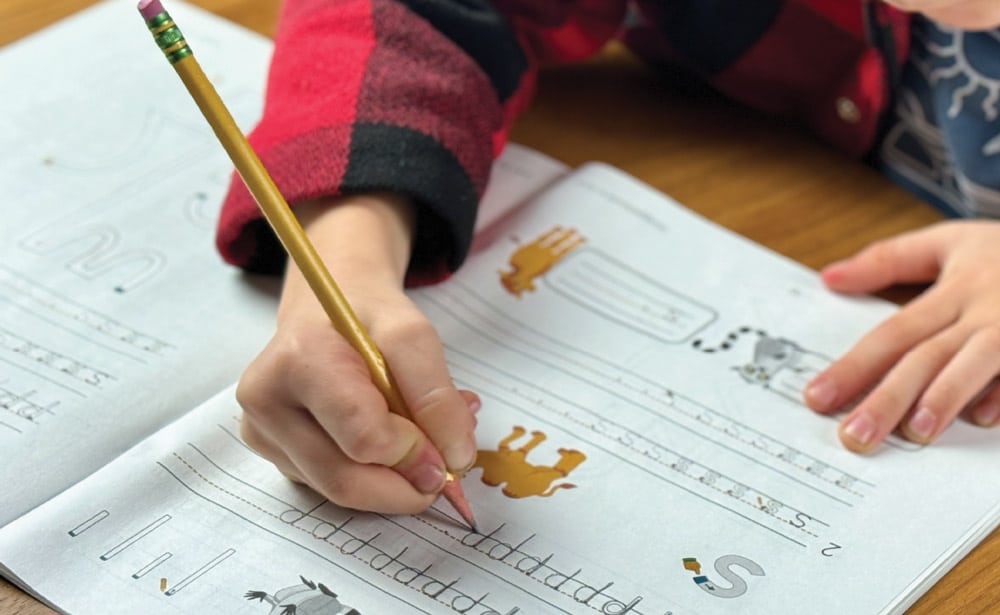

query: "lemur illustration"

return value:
[692, 327, 831, 404]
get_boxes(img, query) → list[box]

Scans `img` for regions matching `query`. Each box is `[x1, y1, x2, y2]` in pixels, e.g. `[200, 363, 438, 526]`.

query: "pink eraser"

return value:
[137, 0, 165, 19]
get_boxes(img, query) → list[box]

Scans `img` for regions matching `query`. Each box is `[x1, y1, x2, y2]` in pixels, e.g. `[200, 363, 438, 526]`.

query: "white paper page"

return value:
[473, 143, 569, 238]
[0, 0, 279, 524]
[5, 163, 1000, 614]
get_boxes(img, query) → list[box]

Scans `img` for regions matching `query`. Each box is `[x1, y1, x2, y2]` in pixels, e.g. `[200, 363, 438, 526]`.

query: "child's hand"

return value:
[882, 0, 1000, 29]
[235, 194, 479, 514]
[805, 220, 1000, 452]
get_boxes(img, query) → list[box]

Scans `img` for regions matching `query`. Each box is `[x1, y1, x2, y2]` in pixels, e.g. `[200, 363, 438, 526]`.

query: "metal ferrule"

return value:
[144, 12, 191, 64]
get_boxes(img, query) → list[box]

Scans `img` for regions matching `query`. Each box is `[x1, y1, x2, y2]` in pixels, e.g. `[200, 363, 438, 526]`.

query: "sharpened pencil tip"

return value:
[441, 478, 477, 531]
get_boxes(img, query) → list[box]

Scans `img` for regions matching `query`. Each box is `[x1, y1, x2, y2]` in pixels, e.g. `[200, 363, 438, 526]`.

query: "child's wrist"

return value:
[277, 192, 416, 319]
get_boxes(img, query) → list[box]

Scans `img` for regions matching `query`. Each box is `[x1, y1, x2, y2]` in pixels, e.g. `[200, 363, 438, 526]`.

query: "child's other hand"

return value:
[805, 220, 1000, 452]
[883, 0, 1000, 30]
[235, 194, 479, 514]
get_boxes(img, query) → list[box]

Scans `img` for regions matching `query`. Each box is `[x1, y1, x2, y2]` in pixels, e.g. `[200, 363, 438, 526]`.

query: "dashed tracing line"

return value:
[456, 367, 823, 539]
[429, 285, 868, 496]
[170, 453, 547, 614]
[411, 516, 643, 615]
[0, 326, 114, 388]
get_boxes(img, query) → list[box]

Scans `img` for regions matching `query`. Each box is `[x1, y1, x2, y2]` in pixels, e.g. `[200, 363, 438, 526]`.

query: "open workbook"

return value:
[5, 2, 1000, 614]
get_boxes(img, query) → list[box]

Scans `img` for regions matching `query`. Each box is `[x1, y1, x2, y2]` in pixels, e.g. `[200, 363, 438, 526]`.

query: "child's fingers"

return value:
[407, 386, 478, 473]
[286, 366, 450, 497]
[805, 289, 958, 413]
[834, 320, 1000, 451]
[963, 380, 1000, 427]
[915, 328, 1000, 439]
[245, 400, 436, 514]
[819, 226, 948, 294]
[815, 221, 1000, 449]
[238, 336, 449, 499]
[240, 417, 306, 484]
[834, 324, 967, 452]
[285, 416, 437, 514]
[457, 389, 482, 414]
[898, 324, 998, 443]
[376, 316, 478, 474]
[458, 389, 482, 429]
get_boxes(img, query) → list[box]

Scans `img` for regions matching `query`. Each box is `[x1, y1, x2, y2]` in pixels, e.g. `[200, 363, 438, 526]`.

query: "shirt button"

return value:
[836, 97, 861, 123]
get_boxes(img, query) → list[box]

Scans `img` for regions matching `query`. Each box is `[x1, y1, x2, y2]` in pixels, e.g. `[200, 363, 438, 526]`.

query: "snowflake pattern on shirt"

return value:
[877, 17, 1000, 218]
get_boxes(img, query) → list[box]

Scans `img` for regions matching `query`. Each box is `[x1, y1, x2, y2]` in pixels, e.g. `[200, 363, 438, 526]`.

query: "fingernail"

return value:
[820, 261, 847, 284]
[843, 413, 876, 446]
[466, 396, 481, 415]
[445, 436, 477, 474]
[974, 402, 1000, 427]
[908, 407, 937, 441]
[410, 464, 446, 494]
[806, 379, 837, 411]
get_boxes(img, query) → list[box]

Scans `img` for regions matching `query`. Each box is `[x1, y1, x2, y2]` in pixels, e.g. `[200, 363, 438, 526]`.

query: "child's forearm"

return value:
[277, 192, 415, 323]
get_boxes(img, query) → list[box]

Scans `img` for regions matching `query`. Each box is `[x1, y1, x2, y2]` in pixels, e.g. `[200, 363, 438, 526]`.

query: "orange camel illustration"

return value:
[499, 226, 585, 297]
[472, 426, 586, 498]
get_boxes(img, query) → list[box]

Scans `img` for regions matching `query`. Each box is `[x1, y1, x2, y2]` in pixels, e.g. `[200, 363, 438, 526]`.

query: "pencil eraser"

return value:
[137, 0, 165, 20]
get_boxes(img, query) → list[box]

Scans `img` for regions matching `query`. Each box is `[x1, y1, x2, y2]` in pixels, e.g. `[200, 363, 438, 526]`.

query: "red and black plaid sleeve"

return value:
[216, 0, 626, 283]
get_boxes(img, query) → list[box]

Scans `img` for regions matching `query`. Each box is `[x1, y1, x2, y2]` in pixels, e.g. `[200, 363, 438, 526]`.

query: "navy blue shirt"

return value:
[877, 17, 1000, 218]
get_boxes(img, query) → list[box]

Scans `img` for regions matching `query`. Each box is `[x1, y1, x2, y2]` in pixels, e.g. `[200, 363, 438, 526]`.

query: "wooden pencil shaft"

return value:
[172, 55, 412, 420]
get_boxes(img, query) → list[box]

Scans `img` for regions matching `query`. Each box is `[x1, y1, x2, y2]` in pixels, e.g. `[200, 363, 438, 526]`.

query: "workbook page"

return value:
[5, 163, 1000, 614]
[0, 0, 279, 525]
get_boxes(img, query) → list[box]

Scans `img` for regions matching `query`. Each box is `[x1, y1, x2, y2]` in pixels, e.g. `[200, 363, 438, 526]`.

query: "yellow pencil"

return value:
[136, 0, 476, 530]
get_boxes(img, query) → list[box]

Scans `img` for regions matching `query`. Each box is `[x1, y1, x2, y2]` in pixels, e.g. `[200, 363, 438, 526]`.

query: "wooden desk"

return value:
[1, 1, 996, 613]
